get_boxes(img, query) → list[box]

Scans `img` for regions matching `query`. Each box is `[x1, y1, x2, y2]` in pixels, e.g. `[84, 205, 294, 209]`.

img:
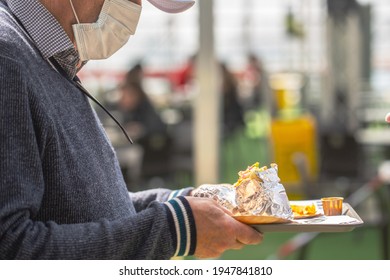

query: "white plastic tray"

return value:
[252, 200, 364, 233]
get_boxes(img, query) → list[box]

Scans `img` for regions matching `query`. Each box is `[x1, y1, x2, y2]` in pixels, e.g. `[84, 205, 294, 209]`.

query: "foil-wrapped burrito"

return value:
[193, 163, 293, 220]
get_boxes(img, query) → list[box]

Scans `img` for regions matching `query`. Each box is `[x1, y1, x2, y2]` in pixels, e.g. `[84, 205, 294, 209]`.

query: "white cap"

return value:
[146, 0, 195, 13]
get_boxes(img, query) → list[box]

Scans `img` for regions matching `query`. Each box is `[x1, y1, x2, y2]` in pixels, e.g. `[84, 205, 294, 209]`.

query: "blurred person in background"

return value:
[124, 62, 144, 85]
[219, 62, 245, 138]
[0, 0, 263, 260]
[117, 65, 172, 186]
[244, 53, 273, 113]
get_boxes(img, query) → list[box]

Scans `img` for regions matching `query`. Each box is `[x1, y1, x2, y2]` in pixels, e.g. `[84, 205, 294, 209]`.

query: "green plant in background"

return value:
[285, 6, 305, 40]
[244, 109, 271, 140]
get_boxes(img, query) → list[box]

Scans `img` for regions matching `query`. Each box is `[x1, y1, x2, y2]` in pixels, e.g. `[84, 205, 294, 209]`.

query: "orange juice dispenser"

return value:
[268, 73, 318, 199]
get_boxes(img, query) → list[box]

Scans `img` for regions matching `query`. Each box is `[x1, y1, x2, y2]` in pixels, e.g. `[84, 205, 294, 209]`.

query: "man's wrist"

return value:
[164, 196, 197, 257]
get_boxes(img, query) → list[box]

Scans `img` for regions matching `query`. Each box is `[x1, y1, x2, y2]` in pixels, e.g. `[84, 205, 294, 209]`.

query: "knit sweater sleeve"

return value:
[129, 188, 197, 256]
[0, 55, 196, 260]
[130, 187, 193, 212]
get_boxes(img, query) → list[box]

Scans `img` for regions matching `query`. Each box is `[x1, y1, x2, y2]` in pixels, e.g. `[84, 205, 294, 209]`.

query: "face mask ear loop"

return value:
[69, 0, 80, 24]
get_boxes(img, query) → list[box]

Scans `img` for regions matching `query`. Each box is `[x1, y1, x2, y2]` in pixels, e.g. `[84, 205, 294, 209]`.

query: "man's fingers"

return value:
[234, 222, 264, 245]
[231, 240, 245, 250]
[205, 198, 234, 216]
[219, 205, 234, 216]
[216, 203, 263, 245]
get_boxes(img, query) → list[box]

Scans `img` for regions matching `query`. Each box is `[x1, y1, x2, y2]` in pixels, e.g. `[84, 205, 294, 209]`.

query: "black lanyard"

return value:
[48, 57, 133, 145]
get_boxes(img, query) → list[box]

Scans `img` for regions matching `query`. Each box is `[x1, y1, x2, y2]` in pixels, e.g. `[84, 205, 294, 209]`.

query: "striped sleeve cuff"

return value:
[167, 188, 190, 200]
[163, 196, 196, 257]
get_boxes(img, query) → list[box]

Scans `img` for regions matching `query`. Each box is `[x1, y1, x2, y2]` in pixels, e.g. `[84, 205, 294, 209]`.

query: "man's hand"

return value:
[185, 196, 264, 259]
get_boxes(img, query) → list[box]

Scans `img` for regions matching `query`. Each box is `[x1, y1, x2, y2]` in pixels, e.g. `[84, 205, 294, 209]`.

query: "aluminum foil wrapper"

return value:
[193, 165, 293, 220]
[192, 184, 238, 212]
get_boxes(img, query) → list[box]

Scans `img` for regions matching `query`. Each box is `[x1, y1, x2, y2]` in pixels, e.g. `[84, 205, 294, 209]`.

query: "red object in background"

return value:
[144, 61, 194, 93]
[77, 58, 196, 95]
[170, 61, 194, 91]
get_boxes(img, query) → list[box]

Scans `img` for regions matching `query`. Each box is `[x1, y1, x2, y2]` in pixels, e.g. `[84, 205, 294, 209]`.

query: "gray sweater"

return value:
[0, 3, 195, 259]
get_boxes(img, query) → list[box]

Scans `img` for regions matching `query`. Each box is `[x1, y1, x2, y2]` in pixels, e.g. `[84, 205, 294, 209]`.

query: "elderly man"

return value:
[0, 0, 263, 259]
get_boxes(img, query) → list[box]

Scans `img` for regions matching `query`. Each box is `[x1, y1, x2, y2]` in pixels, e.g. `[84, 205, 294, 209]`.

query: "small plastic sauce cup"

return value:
[321, 197, 343, 216]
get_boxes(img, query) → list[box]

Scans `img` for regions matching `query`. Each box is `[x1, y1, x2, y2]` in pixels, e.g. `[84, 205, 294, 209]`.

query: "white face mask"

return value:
[70, 0, 142, 62]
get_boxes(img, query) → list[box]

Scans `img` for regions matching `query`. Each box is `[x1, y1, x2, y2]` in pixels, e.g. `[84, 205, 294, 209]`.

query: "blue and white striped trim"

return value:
[168, 189, 188, 200]
[164, 196, 196, 257]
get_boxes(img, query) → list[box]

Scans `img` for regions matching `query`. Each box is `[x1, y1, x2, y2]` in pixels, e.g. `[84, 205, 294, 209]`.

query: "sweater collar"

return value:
[6, 0, 80, 78]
